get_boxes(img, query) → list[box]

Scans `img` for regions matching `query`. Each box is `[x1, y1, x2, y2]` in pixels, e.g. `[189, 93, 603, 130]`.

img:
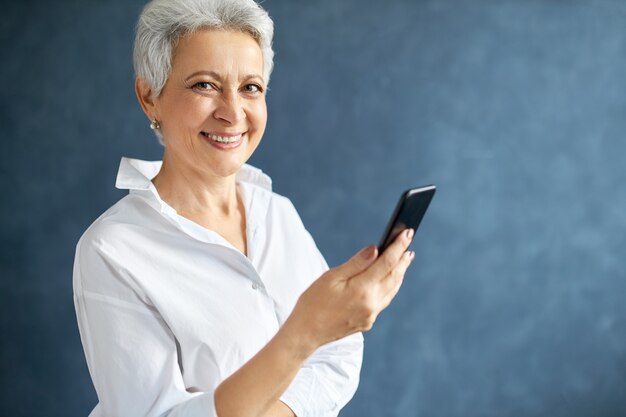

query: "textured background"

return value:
[1, 0, 625, 416]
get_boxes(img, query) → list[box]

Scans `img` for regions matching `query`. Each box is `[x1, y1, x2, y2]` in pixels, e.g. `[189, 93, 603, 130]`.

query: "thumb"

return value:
[334, 245, 378, 278]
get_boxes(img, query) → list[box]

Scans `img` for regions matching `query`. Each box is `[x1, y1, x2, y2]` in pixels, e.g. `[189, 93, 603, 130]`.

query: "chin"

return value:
[204, 155, 249, 179]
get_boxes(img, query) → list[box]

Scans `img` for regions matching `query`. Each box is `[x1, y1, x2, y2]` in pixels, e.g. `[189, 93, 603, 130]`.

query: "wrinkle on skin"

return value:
[135, 29, 267, 254]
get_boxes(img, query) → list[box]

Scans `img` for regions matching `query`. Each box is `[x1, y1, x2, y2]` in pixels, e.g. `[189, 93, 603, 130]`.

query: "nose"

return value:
[213, 91, 245, 125]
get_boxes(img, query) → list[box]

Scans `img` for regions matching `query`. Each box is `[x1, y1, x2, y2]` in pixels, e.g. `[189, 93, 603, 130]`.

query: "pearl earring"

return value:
[150, 119, 160, 130]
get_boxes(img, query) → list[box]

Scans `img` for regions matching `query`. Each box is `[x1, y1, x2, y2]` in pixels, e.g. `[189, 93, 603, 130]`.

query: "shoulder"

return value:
[250, 183, 305, 229]
[238, 164, 305, 227]
[256, 188, 331, 280]
[252, 185, 322, 254]
[73, 194, 166, 300]
[76, 193, 160, 260]
[270, 191, 300, 217]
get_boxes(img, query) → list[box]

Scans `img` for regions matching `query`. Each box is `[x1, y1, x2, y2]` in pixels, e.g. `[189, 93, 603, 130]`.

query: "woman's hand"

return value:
[215, 229, 414, 417]
[284, 228, 415, 353]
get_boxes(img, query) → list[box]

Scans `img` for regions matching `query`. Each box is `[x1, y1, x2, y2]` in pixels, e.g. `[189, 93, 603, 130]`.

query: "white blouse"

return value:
[73, 157, 363, 417]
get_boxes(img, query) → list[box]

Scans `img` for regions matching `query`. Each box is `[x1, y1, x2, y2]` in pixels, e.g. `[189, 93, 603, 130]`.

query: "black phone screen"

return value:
[377, 185, 436, 253]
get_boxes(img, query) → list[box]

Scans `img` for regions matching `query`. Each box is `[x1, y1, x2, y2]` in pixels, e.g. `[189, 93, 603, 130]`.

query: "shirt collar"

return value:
[113, 157, 273, 251]
[115, 157, 273, 192]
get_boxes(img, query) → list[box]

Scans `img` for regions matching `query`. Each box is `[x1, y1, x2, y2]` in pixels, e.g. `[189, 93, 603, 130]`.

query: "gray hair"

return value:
[133, 0, 275, 98]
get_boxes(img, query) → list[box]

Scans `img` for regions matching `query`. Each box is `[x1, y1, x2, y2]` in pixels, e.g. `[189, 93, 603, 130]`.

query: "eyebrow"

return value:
[184, 70, 264, 84]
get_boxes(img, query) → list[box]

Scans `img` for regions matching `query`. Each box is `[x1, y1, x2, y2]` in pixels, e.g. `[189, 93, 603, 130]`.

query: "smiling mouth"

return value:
[201, 132, 243, 144]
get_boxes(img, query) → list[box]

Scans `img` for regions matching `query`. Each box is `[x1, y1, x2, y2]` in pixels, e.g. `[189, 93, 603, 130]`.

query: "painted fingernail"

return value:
[360, 245, 376, 260]
[406, 228, 414, 239]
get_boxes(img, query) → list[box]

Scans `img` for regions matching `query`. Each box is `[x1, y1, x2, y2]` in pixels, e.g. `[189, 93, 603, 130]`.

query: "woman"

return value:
[73, 0, 415, 416]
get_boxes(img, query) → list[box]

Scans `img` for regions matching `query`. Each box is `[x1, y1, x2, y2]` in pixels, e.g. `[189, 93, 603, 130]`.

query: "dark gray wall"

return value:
[1, 1, 625, 416]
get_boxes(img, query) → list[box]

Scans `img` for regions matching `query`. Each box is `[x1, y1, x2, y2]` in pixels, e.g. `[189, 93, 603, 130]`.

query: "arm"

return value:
[279, 333, 363, 417]
[73, 239, 218, 417]
[76, 227, 413, 417]
[215, 317, 317, 417]
[280, 221, 363, 417]
[215, 229, 415, 417]
[75, 234, 298, 417]
[263, 402, 297, 417]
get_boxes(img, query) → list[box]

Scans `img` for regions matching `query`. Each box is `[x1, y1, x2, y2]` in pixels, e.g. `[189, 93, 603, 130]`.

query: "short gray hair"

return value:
[133, 0, 274, 98]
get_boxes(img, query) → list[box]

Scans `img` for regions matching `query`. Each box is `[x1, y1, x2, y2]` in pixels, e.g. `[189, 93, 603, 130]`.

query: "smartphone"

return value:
[378, 185, 436, 253]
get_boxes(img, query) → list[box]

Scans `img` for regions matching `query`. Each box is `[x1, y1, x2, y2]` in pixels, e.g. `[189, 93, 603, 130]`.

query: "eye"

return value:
[193, 81, 215, 91]
[242, 83, 263, 94]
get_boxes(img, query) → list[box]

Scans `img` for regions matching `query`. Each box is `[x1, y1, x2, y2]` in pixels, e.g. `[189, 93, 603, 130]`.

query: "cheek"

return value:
[250, 101, 267, 133]
[164, 95, 212, 130]
[185, 100, 214, 128]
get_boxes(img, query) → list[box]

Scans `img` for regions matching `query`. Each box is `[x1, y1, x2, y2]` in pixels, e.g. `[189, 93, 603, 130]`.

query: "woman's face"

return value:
[148, 29, 267, 178]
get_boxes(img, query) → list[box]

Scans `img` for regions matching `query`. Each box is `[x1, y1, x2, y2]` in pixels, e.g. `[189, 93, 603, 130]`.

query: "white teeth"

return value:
[204, 132, 242, 143]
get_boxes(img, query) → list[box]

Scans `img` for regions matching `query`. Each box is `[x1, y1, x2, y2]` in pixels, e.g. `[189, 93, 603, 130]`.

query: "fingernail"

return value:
[409, 251, 415, 260]
[360, 245, 376, 260]
[406, 228, 414, 239]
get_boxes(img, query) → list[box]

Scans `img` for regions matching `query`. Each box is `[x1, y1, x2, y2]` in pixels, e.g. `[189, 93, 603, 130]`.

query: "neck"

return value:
[151, 151, 239, 218]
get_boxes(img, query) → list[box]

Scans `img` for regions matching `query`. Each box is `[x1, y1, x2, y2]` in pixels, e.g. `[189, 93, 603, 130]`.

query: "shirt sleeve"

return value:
[73, 235, 218, 417]
[277, 203, 364, 417]
[279, 333, 363, 417]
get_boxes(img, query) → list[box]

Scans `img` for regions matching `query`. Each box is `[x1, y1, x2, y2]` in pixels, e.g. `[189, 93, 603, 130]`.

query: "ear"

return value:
[135, 78, 159, 121]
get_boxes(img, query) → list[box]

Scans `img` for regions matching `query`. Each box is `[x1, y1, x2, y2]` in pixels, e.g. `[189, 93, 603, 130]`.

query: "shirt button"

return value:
[252, 283, 259, 290]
